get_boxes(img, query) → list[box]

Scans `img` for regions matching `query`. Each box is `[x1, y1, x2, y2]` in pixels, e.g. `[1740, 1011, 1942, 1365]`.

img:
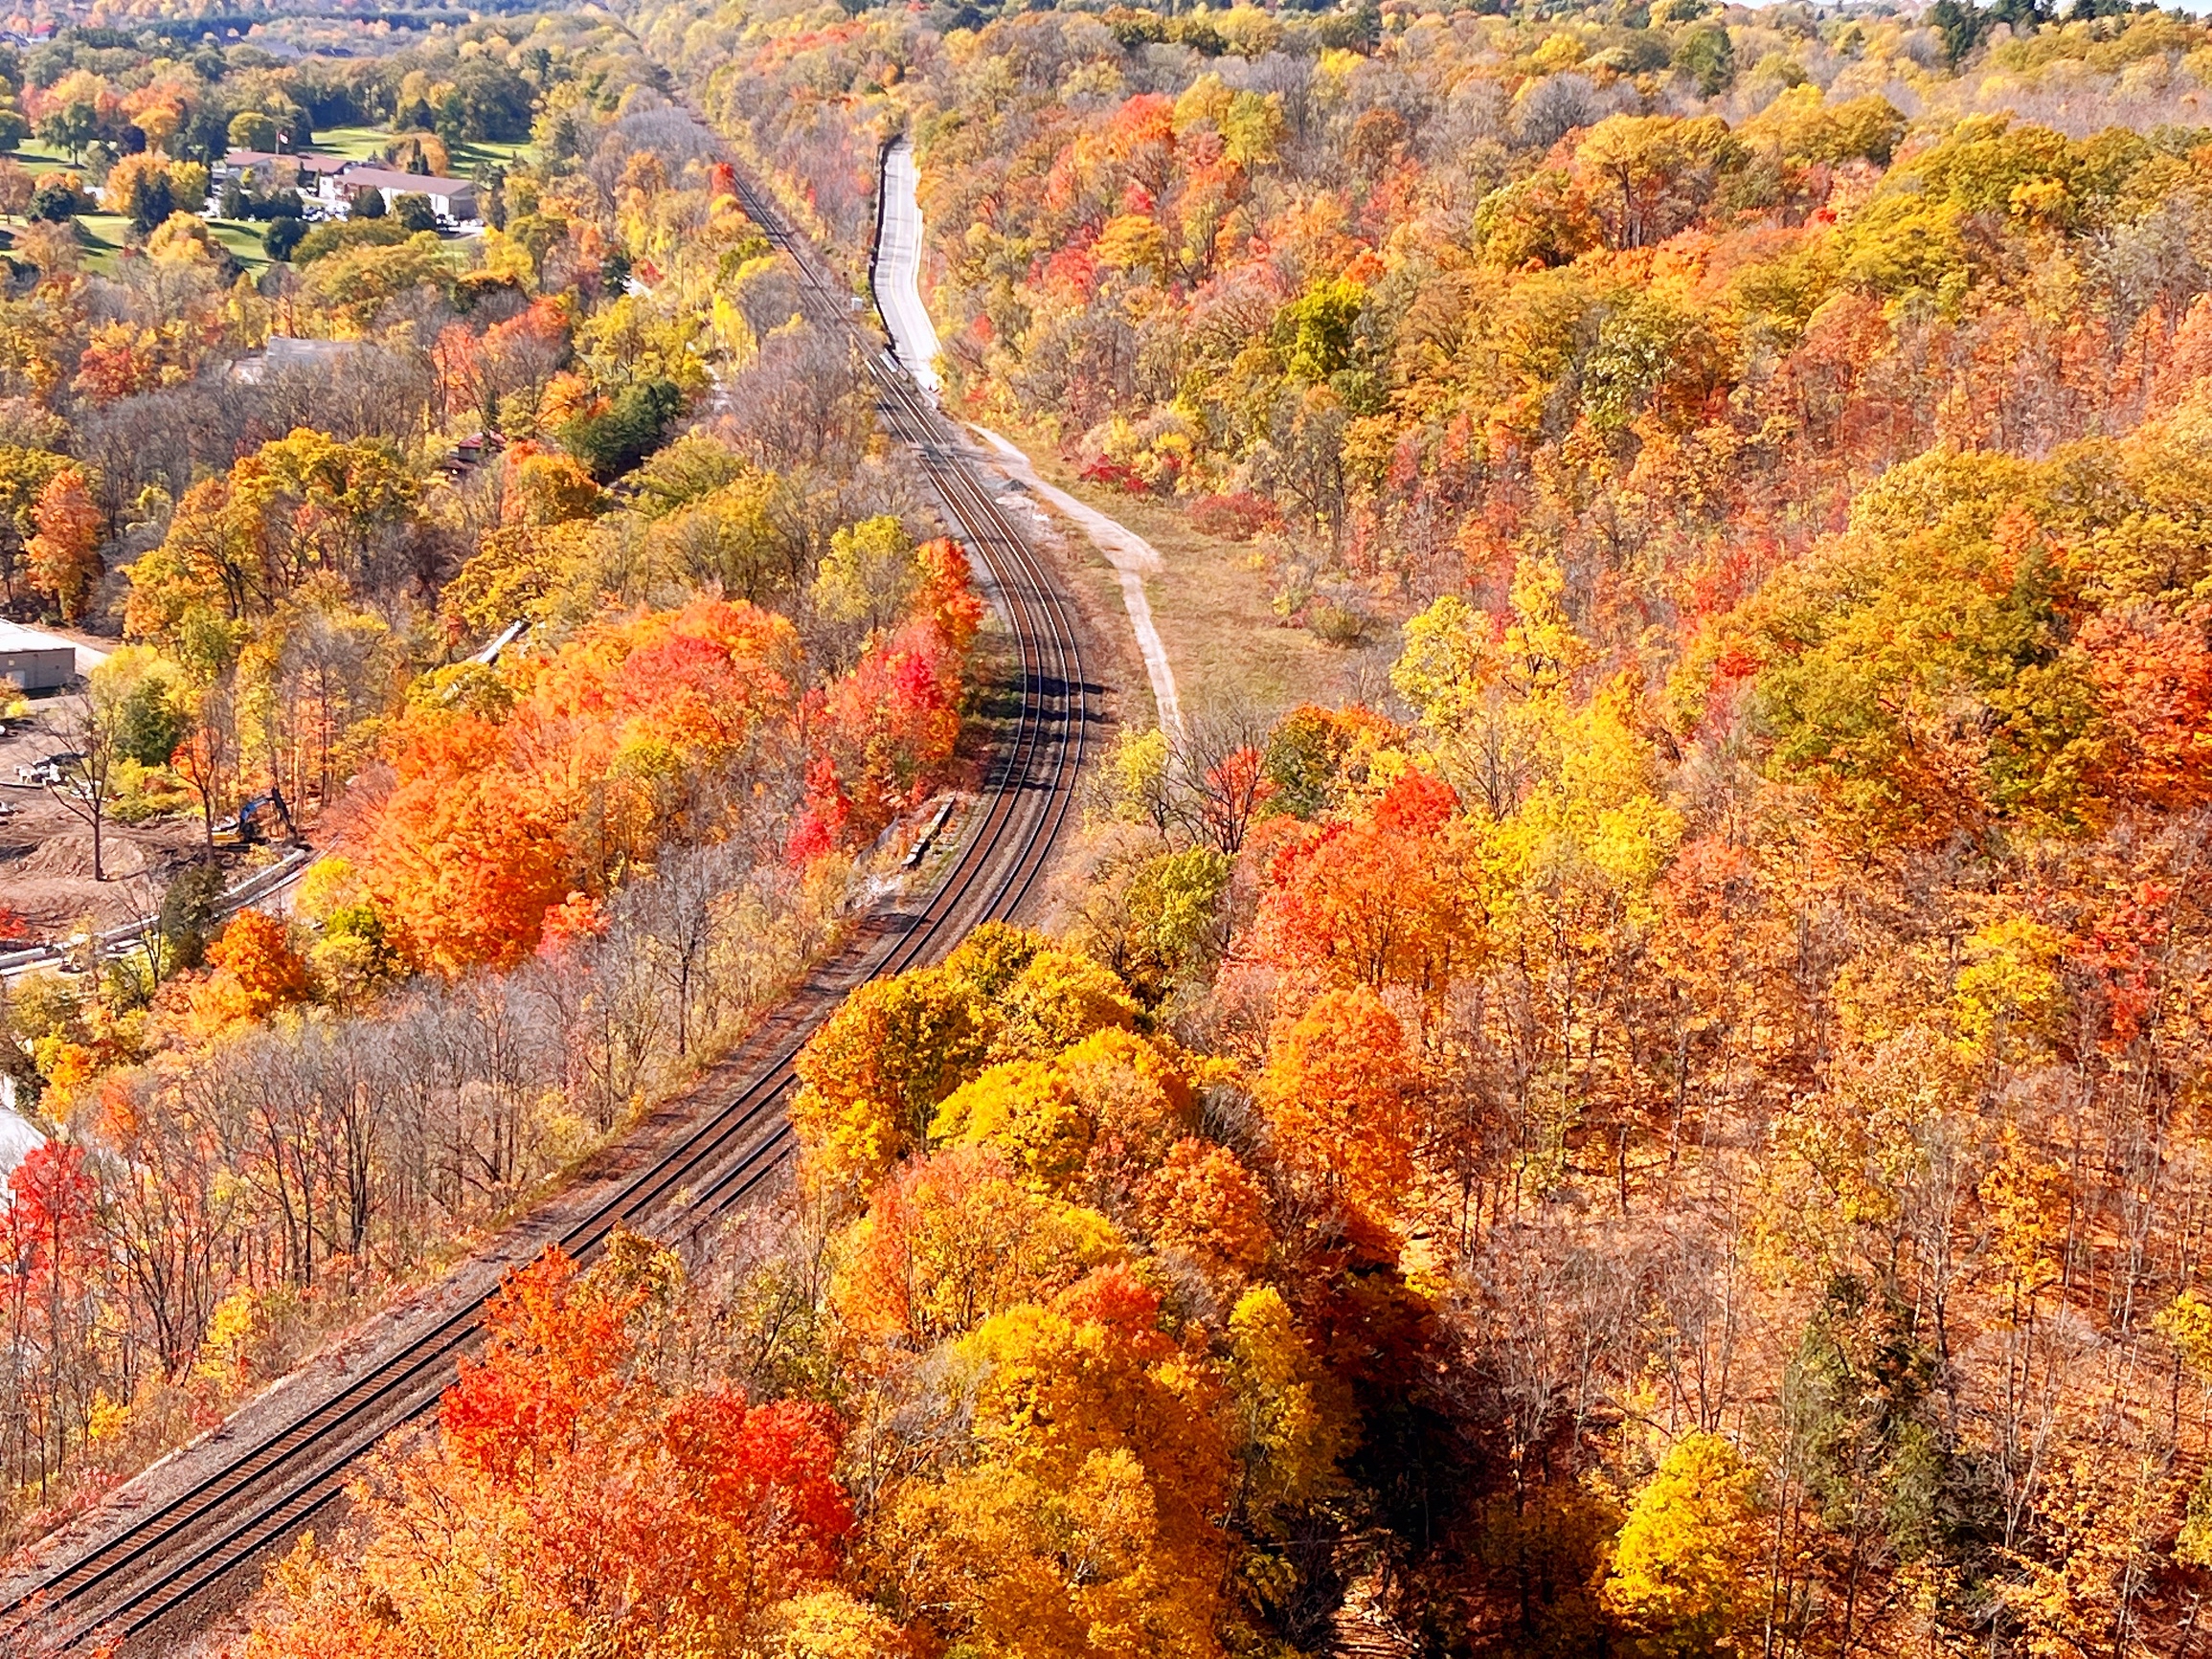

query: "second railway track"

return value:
[1, 126, 1091, 1657]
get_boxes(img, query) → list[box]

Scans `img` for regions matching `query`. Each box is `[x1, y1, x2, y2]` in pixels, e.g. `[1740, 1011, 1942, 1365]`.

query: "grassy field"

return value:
[993, 423, 1362, 722]
[74, 212, 128, 272]
[0, 203, 271, 275]
[309, 125, 388, 162]
[52, 212, 271, 275]
[205, 218, 272, 271]
[9, 141, 80, 174]
[312, 125, 530, 173]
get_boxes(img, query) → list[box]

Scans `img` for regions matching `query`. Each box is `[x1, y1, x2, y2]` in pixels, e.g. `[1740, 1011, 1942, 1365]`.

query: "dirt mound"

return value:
[11, 832, 150, 881]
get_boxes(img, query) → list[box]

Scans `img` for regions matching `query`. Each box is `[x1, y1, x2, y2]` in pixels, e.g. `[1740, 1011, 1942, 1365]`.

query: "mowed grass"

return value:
[312, 125, 531, 173]
[68, 213, 269, 275]
[205, 218, 272, 271]
[991, 422, 1358, 721]
[0, 202, 270, 275]
[9, 141, 81, 174]
[74, 212, 129, 272]
[307, 125, 389, 162]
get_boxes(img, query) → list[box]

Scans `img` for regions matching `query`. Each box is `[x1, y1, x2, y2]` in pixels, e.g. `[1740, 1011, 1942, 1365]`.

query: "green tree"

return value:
[1672, 23, 1736, 96]
[1926, 0, 1992, 65]
[228, 110, 279, 152]
[1275, 277, 1364, 383]
[263, 215, 307, 260]
[159, 860, 228, 972]
[558, 379, 683, 482]
[105, 650, 187, 766]
[1117, 845, 1230, 999]
[29, 172, 89, 221]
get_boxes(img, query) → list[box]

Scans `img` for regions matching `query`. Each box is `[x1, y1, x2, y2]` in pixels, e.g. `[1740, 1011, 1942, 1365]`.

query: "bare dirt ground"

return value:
[0, 694, 228, 942]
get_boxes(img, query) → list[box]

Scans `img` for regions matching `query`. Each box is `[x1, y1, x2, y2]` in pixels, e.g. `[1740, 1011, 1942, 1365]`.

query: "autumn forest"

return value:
[6, 0, 2212, 1653]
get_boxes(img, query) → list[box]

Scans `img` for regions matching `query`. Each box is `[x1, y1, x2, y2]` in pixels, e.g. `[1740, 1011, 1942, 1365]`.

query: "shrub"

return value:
[1187, 492, 1281, 541]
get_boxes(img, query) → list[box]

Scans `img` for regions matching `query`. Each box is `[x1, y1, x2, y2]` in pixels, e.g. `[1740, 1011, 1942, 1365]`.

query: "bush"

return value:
[393, 192, 439, 235]
[1187, 492, 1282, 541]
[1304, 596, 1373, 647]
[1078, 457, 1147, 494]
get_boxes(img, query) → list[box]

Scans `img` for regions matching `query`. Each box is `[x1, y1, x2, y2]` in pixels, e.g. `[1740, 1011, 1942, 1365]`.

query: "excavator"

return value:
[212, 786, 301, 848]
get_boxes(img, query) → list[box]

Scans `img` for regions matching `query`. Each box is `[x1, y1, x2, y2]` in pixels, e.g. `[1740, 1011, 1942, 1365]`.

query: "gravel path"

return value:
[874, 138, 1184, 740]
[968, 427, 1184, 743]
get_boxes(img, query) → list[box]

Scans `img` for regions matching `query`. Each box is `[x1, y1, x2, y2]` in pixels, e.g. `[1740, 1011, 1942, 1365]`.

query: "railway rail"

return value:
[0, 127, 1090, 1657]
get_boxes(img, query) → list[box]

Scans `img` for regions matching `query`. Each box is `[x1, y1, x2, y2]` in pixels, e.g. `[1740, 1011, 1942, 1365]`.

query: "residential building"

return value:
[318, 166, 478, 222]
[229, 336, 365, 385]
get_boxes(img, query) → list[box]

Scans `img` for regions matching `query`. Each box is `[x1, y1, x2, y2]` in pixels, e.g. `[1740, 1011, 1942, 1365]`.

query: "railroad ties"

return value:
[0, 132, 1090, 1659]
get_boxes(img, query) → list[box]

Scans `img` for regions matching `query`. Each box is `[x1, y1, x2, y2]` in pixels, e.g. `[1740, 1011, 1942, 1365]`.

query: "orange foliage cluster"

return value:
[359, 544, 980, 975]
[360, 598, 802, 974]
[244, 1244, 854, 1659]
[789, 538, 983, 863]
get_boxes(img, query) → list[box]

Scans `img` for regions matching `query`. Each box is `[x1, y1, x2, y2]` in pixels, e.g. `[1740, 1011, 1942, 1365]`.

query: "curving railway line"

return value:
[0, 133, 1091, 1657]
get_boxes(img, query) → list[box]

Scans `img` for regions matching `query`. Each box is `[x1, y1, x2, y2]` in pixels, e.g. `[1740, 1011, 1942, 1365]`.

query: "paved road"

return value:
[874, 137, 944, 400]
[873, 139, 1185, 741]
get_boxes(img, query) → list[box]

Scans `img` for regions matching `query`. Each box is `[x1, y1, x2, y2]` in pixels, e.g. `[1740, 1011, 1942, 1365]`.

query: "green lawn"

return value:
[205, 217, 272, 271]
[311, 124, 530, 173]
[9, 142, 83, 175]
[306, 124, 389, 162]
[0, 210, 268, 275]
[75, 212, 128, 272]
[452, 136, 532, 171]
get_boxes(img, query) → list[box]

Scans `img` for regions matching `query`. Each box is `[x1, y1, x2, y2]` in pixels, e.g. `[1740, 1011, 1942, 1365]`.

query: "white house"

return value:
[229, 337, 366, 386]
[319, 166, 478, 223]
[218, 148, 353, 192]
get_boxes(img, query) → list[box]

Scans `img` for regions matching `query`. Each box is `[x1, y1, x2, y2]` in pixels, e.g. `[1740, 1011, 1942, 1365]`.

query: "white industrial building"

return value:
[0, 622, 78, 691]
[217, 149, 481, 225]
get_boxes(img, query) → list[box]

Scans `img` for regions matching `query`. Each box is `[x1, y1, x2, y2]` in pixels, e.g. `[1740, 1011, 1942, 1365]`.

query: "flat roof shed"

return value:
[0, 622, 79, 691]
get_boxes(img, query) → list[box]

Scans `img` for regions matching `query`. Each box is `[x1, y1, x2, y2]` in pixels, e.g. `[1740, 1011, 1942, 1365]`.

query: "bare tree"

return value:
[43, 688, 120, 884]
[1167, 702, 1278, 857]
[172, 675, 237, 852]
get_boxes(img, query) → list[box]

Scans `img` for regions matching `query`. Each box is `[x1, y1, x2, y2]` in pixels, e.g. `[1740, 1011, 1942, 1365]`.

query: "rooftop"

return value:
[339, 167, 476, 196]
[225, 149, 354, 173]
[0, 622, 77, 655]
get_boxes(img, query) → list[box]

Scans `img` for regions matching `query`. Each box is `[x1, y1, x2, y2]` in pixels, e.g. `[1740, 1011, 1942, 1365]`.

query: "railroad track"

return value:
[0, 129, 1090, 1658]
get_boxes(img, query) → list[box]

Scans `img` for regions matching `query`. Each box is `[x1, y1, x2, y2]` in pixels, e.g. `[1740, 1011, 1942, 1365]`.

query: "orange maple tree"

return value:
[25, 465, 102, 622]
[245, 1243, 852, 1659]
